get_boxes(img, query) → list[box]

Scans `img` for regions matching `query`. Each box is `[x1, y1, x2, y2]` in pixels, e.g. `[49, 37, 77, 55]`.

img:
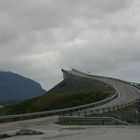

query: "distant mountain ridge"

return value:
[0, 71, 45, 102]
[0, 74, 115, 115]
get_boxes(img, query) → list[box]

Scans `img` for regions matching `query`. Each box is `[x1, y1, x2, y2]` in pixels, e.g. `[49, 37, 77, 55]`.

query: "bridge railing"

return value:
[71, 69, 132, 85]
[72, 100, 136, 117]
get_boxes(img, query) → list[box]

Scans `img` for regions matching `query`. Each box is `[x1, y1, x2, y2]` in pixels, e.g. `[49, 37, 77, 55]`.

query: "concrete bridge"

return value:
[62, 68, 140, 114]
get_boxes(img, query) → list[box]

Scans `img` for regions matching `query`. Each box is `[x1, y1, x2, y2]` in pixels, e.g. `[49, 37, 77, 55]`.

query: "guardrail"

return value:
[0, 90, 118, 123]
[70, 100, 136, 117]
[58, 116, 130, 125]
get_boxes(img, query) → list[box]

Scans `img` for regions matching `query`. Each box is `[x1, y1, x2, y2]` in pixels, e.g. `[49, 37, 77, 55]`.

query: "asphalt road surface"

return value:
[0, 118, 140, 140]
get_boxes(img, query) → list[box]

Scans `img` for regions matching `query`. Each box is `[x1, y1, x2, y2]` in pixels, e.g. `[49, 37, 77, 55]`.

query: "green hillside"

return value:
[0, 75, 115, 115]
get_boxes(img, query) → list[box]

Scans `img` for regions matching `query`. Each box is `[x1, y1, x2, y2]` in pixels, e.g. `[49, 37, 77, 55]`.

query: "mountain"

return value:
[0, 75, 115, 115]
[0, 71, 45, 102]
[48, 75, 114, 94]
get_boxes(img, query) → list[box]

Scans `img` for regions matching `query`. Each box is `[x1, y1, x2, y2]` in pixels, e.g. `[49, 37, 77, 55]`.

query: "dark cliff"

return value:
[0, 71, 45, 102]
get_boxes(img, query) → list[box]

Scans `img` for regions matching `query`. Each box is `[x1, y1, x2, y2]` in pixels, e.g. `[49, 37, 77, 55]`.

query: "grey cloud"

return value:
[0, 0, 140, 90]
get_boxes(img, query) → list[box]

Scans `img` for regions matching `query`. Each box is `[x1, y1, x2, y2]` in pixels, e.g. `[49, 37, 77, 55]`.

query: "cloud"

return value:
[0, 0, 140, 90]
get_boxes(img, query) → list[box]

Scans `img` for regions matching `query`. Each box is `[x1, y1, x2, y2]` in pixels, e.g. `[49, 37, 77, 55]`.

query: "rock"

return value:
[0, 134, 11, 139]
[16, 129, 43, 135]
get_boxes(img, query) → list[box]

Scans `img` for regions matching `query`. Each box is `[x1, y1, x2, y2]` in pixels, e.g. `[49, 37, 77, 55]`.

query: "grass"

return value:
[0, 100, 25, 106]
[88, 104, 137, 117]
[0, 91, 111, 115]
[137, 84, 140, 87]
[87, 104, 139, 123]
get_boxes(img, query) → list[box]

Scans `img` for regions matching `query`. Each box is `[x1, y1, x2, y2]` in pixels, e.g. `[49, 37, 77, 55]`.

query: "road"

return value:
[0, 116, 57, 134]
[0, 119, 140, 140]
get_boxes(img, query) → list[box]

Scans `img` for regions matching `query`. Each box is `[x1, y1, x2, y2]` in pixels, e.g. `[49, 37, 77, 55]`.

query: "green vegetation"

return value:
[88, 104, 137, 117]
[0, 100, 25, 106]
[0, 91, 110, 115]
[0, 75, 115, 116]
[136, 84, 140, 89]
[137, 83, 140, 86]
[87, 104, 139, 123]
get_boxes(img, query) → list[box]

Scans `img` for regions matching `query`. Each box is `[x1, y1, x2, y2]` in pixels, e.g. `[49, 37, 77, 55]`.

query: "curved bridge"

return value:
[62, 69, 140, 111]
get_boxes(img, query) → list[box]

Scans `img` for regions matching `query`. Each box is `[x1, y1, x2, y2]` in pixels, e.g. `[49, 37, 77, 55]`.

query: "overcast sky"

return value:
[0, 0, 140, 90]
